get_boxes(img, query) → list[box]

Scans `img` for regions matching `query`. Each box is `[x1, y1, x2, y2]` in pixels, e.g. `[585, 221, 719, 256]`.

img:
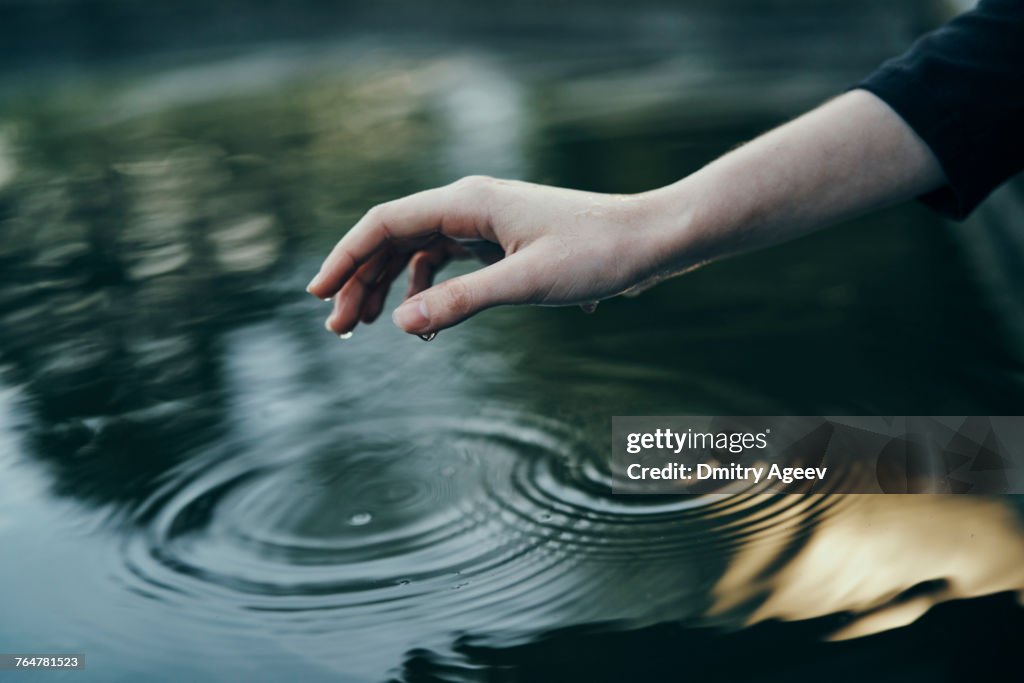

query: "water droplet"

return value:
[419, 332, 437, 342]
[397, 579, 411, 586]
[347, 512, 372, 526]
[338, 332, 353, 340]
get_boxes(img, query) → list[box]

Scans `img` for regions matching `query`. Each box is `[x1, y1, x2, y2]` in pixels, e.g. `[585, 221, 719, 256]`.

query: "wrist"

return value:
[634, 179, 720, 278]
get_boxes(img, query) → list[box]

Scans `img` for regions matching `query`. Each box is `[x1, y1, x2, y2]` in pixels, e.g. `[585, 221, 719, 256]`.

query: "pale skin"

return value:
[306, 90, 946, 337]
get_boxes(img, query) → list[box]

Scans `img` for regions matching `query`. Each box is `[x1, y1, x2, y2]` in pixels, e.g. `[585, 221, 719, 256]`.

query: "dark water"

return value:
[1, 1, 1024, 681]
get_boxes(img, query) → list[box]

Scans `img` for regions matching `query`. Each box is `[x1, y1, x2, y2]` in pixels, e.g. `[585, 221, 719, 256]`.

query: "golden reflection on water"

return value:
[710, 494, 1024, 640]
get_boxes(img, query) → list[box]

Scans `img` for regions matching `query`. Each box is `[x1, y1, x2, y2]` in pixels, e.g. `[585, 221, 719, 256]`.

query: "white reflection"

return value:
[431, 57, 528, 179]
[223, 322, 309, 447]
[211, 214, 281, 272]
[0, 383, 44, 532]
[0, 125, 17, 190]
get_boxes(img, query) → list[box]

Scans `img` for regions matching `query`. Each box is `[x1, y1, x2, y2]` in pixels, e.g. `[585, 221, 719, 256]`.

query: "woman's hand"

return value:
[306, 176, 674, 337]
[307, 91, 947, 338]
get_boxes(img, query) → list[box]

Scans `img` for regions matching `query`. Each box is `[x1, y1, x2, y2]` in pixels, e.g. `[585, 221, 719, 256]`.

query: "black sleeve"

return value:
[854, 0, 1024, 220]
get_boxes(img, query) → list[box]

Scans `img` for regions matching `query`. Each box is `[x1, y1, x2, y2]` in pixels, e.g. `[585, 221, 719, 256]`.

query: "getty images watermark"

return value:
[611, 416, 1024, 494]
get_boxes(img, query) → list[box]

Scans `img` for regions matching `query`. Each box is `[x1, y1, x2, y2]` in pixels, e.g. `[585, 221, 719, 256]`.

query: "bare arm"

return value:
[306, 90, 945, 337]
[651, 89, 945, 268]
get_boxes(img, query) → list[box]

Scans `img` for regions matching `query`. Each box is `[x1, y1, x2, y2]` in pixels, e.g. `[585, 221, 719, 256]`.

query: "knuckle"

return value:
[365, 201, 396, 239]
[410, 251, 432, 271]
[452, 175, 494, 195]
[365, 201, 394, 222]
[439, 278, 474, 317]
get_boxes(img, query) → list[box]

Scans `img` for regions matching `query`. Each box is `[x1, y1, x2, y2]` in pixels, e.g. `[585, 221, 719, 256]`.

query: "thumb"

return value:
[391, 255, 531, 334]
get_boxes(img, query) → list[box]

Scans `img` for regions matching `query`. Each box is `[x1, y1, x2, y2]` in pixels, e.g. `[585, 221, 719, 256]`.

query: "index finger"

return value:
[305, 179, 492, 299]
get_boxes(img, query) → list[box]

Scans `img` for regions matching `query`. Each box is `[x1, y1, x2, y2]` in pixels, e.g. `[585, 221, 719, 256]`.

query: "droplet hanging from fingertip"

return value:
[419, 332, 437, 342]
[339, 332, 353, 340]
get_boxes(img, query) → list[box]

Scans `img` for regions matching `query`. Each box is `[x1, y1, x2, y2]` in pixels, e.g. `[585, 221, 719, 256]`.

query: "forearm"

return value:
[309, 91, 950, 335]
[646, 90, 947, 272]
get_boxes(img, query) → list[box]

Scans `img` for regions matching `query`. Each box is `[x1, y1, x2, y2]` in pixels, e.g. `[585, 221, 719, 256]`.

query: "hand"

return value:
[306, 176, 672, 337]
[307, 92, 946, 338]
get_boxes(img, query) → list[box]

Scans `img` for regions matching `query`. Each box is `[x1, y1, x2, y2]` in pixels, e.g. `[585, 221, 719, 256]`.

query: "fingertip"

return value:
[325, 315, 358, 340]
[392, 299, 430, 333]
[306, 279, 331, 300]
[361, 301, 383, 324]
[325, 306, 352, 334]
[306, 268, 327, 292]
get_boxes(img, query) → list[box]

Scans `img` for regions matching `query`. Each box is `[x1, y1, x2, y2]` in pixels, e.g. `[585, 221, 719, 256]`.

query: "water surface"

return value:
[1, 2, 1023, 680]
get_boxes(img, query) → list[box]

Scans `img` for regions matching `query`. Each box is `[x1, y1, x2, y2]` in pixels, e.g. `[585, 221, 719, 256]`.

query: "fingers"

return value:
[306, 177, 496, 300]
[323, 235, 497, 336]
[324, 250, 390, 335]
[406, 243, 454, 299]
[307, 195, 436, 301]
[360, 253, 412, 324]
[391, 252, 533, 334]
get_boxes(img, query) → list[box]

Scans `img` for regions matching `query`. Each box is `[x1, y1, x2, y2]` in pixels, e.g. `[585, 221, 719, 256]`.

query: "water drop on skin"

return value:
[419, 332, 437, 342]
[339, 331, 353, 340]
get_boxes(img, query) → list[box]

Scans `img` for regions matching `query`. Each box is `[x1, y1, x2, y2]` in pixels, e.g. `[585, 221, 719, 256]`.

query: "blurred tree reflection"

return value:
[0, 63, 446, 510]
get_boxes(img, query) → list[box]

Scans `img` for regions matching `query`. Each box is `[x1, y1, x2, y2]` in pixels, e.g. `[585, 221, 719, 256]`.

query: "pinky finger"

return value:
[406, 246, 452, 299]
[361, 254, 411, 323]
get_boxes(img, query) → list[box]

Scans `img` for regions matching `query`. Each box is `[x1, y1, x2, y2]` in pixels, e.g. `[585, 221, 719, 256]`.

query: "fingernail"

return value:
[306, 274, 322, 293]
[325, 317, 353, 340]
[392, 299, 429, 332]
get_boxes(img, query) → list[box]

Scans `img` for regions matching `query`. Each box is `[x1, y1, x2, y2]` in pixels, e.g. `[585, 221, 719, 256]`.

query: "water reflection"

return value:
[388, 496, 1024, 682]
[398, 591, 1024, 682]
[710, 495, 1024, 640]
[0, 1, 1022, 680]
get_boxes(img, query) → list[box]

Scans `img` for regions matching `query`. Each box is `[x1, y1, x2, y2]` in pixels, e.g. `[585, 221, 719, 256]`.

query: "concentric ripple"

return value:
[116, 408, 849, 669]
